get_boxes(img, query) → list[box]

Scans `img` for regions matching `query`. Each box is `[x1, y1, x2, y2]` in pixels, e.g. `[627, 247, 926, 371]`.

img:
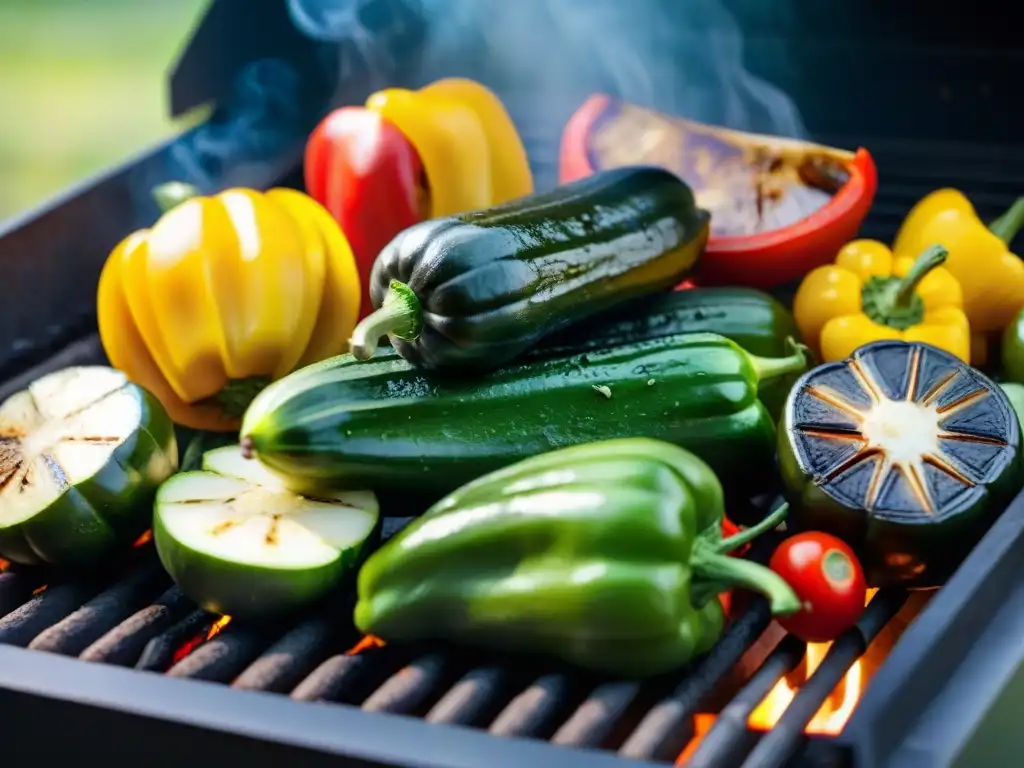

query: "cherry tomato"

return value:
[769, 532, 867, 642]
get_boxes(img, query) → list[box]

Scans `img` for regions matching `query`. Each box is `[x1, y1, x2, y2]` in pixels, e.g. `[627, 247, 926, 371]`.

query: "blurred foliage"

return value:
[0, 0, 209, 222]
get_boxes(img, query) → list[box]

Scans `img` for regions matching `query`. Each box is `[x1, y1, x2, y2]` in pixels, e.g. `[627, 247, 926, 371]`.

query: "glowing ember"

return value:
[171, 615, 231, 665]
[676, 715, 717, 766]
[133, 529, 153, 547]
[0, 558, 9, 572]
[32, 584, 47, 595]
[347, 635, 385, 655]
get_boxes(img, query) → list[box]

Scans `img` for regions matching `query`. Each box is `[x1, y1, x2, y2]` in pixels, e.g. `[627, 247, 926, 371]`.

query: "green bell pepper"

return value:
[353, 438, 800, 678]
[1002, 307, 1024, 383]
[999, 382, 1024, 429]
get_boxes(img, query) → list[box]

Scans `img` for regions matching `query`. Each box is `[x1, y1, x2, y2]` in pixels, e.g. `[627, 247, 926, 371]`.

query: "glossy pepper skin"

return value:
[793, 240, 969, 363]
[348, 166, 709, 371]
[354, 438, 800, 678]
[304, 108, 425, 319]
[778, 340, 1024, 588]
[97, 183, 361, 432]
[366, 77, 534, 218]
[893, 191, 1024, 334]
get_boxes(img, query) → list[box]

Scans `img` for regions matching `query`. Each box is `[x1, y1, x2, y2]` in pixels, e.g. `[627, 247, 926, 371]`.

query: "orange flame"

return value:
[678, 587, 932, 763]
[748, 588, 879, 735]
[133, 529, 153, 547]
[171, 615, 231, 665]
[748, 639, 862, 735]
[347, 635, 385, 655]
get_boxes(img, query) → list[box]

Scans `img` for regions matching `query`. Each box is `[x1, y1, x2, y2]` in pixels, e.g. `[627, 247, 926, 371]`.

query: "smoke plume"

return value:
[289, 0, 807, 185]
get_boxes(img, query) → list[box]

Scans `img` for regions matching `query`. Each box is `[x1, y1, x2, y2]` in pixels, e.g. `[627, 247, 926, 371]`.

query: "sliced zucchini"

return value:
[153, 445, 380, 619]
[0, 366, 178, 567]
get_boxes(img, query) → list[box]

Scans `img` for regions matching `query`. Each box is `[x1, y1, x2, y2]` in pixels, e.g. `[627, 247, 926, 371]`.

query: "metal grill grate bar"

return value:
[685, 636, 807, 768]
[739, 590, 909, 768]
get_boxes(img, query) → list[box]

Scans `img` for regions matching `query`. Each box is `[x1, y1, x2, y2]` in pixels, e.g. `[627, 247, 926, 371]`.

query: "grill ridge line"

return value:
[489, 672, 580, 739]
[166, 620, 280, 683]
[79, 585, 194, 666]
[425, 665, 513, 727]
[739, 589, 909, 768]
[232, 613, 344, 693]
[29, 560, 169, 656]
[0, 581, 103, 647]
[685, 635, 807, 768]
[135, 608, 216, 671]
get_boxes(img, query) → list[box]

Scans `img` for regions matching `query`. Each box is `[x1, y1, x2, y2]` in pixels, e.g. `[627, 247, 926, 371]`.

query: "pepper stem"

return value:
[152, 182, 201, 213]
[717, 503, 789, 553]
[748, 337, 811, 387]
[349, 280, 423, 361]
[895, 244, 947, 306]
[691, 543, 800, 616]
[989, 197, 1024, 244]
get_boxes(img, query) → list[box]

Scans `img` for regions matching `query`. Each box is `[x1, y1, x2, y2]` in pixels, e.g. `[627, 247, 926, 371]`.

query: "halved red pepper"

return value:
[304, 79, 534, 319]
[559, 94, 877, 290]
[304, 108, 425, 319]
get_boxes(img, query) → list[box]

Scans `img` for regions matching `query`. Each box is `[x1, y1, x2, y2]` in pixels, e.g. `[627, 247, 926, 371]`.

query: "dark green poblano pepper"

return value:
[353, 438, 800, 678]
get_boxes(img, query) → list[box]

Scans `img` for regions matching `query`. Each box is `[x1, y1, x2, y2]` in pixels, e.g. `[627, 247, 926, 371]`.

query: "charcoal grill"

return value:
[3, 1, 1024, 765]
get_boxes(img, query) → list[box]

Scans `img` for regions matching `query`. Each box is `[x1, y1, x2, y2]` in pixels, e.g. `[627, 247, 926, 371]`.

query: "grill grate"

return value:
[1, 123, 1016, 767]
[0, 494, 907, 768]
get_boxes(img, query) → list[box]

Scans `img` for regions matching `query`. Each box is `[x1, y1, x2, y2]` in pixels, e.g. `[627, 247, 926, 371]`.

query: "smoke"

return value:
[287, 0, 807, 185]
[128, 58, 322, 220]
[133, 0, 808, 215]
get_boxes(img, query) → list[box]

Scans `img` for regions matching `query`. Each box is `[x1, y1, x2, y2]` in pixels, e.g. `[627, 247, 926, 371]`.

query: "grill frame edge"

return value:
[0, 644, 660, 767]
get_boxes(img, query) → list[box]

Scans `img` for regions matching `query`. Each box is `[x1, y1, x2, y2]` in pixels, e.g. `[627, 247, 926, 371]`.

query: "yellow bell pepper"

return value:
[365, 77, 533, 217]
[97, 183, 360, 432]
[892, 190, 1024, 334]
[793, 240, 970, 363]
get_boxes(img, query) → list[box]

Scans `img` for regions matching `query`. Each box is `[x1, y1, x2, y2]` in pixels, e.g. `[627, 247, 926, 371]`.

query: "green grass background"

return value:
[0, 0, 209, 222]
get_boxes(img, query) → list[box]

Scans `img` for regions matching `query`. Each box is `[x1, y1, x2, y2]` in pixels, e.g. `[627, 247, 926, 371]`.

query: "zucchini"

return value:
[349, 166, 710, 370]
[533, 287, 802, 418]
[535, 287, 798, 359]
[0, 366, 177, 568]
[241, 333, 808, 503]
[153, 445, 379, 619]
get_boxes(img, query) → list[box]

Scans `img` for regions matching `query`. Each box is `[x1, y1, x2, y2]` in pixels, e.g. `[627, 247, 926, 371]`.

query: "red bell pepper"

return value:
[717, 514, 750, 617]
[304, 107, 425, 318]
[559, 95, 878, 291]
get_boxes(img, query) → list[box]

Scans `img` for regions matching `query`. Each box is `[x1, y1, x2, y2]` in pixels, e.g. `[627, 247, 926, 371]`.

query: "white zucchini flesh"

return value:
[154, 445, 380, 618]
[0, 367, 143, 524]
[157, 471, 378, 570]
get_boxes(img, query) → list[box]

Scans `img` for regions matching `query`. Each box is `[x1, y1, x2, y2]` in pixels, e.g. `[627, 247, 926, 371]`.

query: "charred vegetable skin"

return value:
[349, 166, 710, 370]
[354, 438, 799, 678]
[779, 340, 1024, 588]
[242, 333, 808, 501]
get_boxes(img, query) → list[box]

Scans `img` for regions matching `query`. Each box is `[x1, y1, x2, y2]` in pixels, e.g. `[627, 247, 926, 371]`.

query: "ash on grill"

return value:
[0, 513, 930, 768]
